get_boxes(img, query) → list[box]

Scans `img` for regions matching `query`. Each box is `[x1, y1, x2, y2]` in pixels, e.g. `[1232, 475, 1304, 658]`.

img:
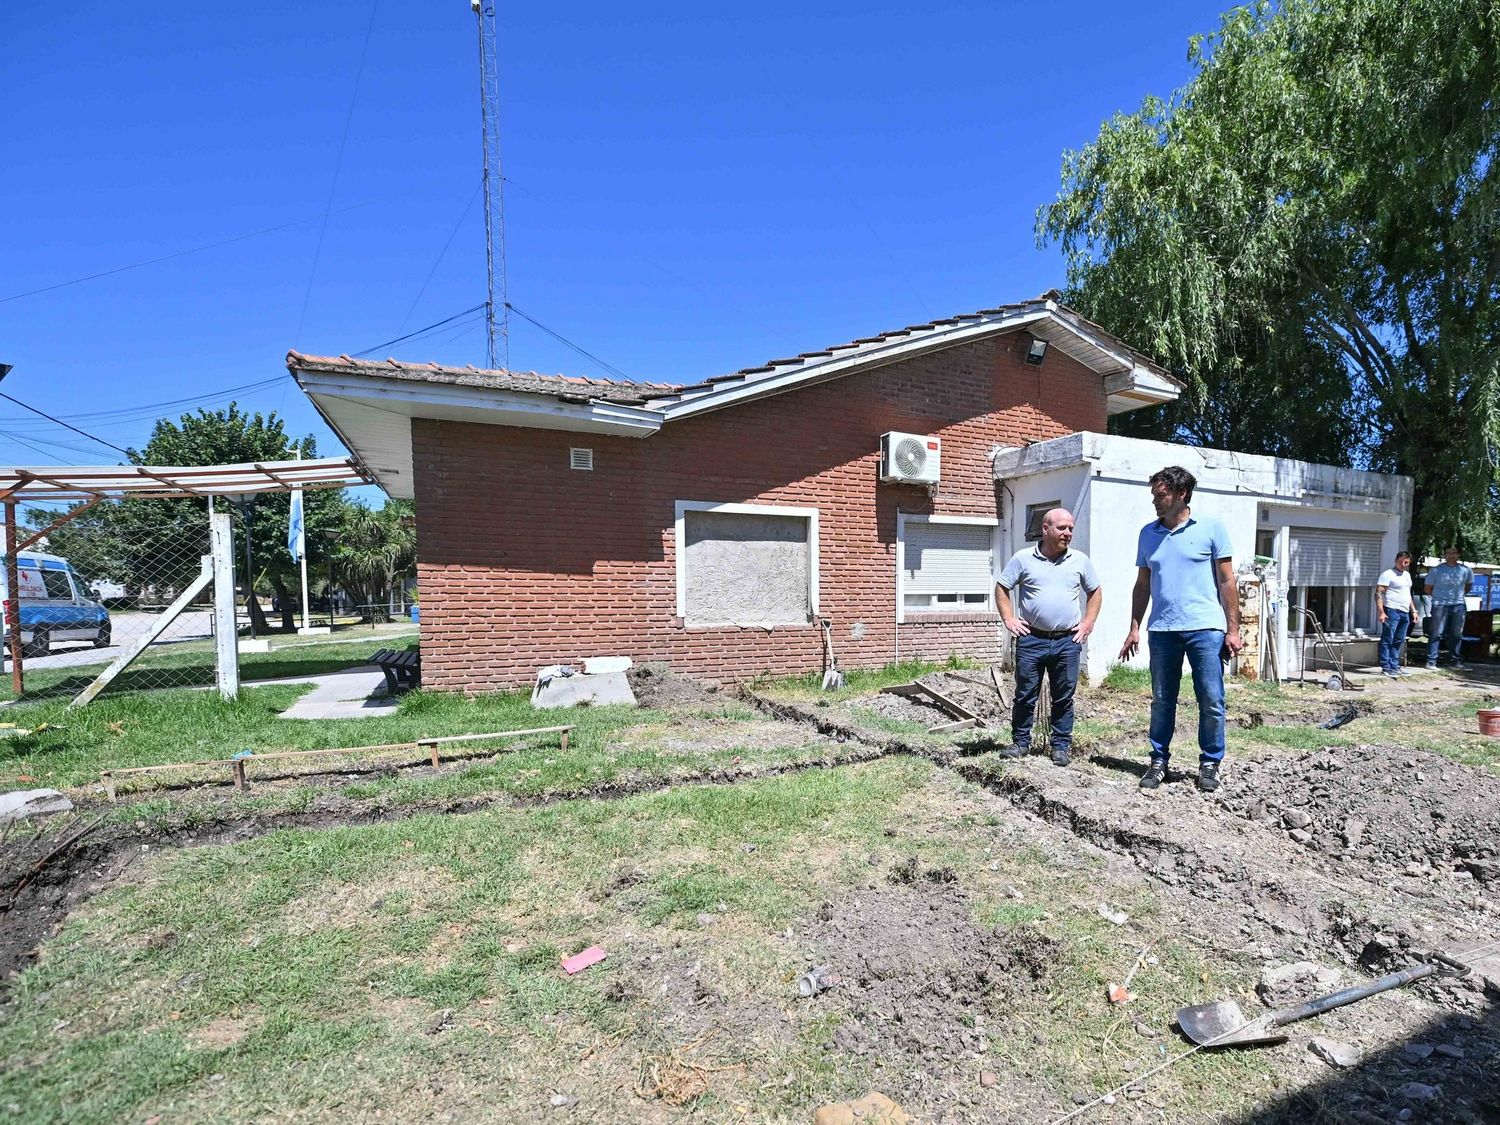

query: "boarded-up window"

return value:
[902, 520, 993, 612]
[683, 509, 812, 626]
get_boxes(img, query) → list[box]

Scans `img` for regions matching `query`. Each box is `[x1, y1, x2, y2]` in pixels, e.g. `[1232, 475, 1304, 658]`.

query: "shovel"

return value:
[819, 618, 845, 692]
[1177, 961, 1448, 1048]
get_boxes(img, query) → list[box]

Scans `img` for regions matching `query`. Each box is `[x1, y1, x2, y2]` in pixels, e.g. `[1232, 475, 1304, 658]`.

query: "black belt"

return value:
[1026, 627, 1077, 639]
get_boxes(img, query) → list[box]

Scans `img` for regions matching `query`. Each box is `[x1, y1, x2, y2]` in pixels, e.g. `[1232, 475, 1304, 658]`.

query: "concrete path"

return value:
[277, 667, 400, 720]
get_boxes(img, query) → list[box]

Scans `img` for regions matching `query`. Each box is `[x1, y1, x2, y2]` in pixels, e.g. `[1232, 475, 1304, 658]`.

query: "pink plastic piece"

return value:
[561, 946, 607, 975]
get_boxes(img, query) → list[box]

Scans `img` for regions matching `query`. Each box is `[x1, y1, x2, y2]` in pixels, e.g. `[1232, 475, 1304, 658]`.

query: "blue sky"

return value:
[2, 1, 1218, 483]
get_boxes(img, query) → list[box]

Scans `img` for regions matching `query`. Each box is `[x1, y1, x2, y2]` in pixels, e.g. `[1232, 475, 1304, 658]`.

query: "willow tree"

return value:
[1038, 0, 1500, 554]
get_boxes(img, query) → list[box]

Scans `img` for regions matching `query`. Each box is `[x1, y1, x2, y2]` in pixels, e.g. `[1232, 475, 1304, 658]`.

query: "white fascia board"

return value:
[1104, 365, 1182, 415]
[661, 310, 1052, 420]
[673, 500, 821, 622]
[293, 370, 664, 437]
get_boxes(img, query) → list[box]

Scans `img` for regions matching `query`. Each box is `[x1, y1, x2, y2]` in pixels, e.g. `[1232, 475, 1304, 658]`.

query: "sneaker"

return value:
[1455, 662, 1470, 671]
[1139, 760, 1167, 790]
[1001, 743, 1030, 759]
[1383, 670, 1399, 678]
[1051, 747, 1071, 767]
[1398, 669, 1415, 677]
[1426, 663, 1437, 670]
[1197, 760, 1222, 793]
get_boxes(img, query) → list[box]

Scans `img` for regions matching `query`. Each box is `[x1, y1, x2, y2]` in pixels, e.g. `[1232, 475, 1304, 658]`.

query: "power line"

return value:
[0, 392, 130, 456]
[0, 377, 286, 428]
[396, 177, 484, 335]
[294, 0, 382, 345]
[352, 304, 488, 358]
[0, 200, 394, 306]
[506, 301, 629, 379]
[0, 431, 81, 466]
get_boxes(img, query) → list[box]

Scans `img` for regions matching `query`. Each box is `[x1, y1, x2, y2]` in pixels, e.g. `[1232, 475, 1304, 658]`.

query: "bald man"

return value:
[996, 508, 1102, 766]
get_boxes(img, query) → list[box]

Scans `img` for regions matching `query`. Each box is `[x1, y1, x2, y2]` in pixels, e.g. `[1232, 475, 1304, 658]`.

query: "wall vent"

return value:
[570, 447, 594, 471]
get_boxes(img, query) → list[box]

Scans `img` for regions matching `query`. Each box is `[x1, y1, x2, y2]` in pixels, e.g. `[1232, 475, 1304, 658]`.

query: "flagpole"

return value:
[296, 451, 310, 632]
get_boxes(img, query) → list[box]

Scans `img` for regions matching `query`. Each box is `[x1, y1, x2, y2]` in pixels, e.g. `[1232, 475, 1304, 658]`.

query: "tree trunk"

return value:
[246, 589, 270, 636]
[270, 573, 297, 632]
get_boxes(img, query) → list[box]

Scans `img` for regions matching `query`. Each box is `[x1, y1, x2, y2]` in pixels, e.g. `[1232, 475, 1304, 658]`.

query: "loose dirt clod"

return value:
[627, 662, 721, 708]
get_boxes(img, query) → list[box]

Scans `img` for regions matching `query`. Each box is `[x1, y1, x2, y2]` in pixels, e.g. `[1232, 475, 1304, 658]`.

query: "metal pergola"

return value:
[0, 457, 370, 695]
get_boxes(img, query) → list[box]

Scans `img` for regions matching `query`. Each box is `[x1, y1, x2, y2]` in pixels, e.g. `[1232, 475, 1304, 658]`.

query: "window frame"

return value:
[895, 512, 999, 623]
[673, 500, 819, 627]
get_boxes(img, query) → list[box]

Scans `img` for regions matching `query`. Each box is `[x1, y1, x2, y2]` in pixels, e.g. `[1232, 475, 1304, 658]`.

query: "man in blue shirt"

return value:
[1118, 466, 1242, 793]
[1424, 547, 1473, 670]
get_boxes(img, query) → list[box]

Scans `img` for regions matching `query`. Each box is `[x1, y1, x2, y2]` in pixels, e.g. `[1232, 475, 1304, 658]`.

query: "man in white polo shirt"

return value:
[1375, 551, 1414, 677]
[995, 507, 1102, 767]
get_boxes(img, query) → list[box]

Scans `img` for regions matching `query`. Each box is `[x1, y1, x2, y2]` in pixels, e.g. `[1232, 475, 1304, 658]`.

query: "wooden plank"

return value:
[990, 665, 1010, 708]
[879, 683, 926, 698]
[927, 718, 978, 734]
[913, 683, 980, 722]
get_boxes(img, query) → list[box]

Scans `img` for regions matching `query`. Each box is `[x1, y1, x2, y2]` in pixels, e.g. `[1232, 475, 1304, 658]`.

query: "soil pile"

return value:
[627, 662, 723, 709]
[859, 672, 1007, 729]
[1224, 742, 1500, 872]
[803, 866, 1056, 1063]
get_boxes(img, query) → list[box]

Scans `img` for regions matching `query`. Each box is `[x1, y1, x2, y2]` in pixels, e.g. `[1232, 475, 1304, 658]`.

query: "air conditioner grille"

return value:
[893, 437, 928, 477]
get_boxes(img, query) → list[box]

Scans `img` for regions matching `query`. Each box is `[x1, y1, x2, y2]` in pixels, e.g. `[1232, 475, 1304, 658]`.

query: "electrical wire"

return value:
[396, 177, 484, 335]
[0, 377, 287, 431]
[294, 0, 382, 346]
[0, 392, 129, 456]
[0, 201, 395, 306]
[352, 304, 488, 358]
[0, 431, 81, 466]
[505, 301, 629, 379]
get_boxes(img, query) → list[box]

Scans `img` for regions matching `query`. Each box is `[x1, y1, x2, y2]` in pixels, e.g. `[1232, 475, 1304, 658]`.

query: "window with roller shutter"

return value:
[900, 518, 995, 615]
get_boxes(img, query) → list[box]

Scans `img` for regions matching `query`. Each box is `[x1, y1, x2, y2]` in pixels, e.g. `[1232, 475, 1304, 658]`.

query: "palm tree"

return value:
[334, 500, 416, 620]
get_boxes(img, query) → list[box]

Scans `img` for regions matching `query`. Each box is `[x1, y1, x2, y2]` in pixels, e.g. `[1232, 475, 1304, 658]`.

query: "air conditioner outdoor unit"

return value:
[879, 431, 941, 484]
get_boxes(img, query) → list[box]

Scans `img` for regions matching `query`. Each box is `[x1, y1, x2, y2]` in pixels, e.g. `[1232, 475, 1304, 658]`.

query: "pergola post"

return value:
[4, 501, 22, 697]
[210, 509, 240, 700]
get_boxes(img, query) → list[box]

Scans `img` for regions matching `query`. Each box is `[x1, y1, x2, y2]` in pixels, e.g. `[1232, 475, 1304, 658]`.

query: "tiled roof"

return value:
[285, 352, 681, 406]
[287, 295, 1177, 412]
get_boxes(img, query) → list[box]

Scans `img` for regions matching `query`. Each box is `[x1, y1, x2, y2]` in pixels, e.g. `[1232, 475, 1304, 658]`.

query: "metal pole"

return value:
[210, 510, 239, 700]
[4, 502, 22, 697]
[243, 510, 255, 640]
[295, 451, 310, 632]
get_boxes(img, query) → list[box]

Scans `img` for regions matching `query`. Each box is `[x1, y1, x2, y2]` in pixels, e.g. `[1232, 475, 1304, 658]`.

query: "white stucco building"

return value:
[991, 432, 1413, 682]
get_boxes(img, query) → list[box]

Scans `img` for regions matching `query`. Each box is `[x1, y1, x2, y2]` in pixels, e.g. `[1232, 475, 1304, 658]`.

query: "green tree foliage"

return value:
[334, 499, 416, 618]
[115, 405, 349, 636]
[1038, 0, 1500, 555]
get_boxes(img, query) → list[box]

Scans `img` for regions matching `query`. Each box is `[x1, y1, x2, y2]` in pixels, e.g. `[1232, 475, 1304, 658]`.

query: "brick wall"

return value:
[412, 331, 1108, 690]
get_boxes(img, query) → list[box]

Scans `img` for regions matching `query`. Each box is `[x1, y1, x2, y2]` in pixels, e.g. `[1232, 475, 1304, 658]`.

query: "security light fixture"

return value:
[1024, 336, 1049, 366]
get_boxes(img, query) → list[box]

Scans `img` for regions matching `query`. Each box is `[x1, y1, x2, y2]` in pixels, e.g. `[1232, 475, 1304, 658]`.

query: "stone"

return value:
[979, 1071, 997, 1088]
[1310, 1037, 1360, 1068]
[1393, 1082, 1439, 1102]
[1289, 828, 1314, 844]
[1283, 809, 1313, 830]
[1342, 818, 1367, 846]
[812, 1091, 911, 1125]
[1434, 1044, 1465, 1060]
[1258, 961, 1319, 1002]
[1402, 1043, 1434, 1060]
[1314, 965, 1341, 985]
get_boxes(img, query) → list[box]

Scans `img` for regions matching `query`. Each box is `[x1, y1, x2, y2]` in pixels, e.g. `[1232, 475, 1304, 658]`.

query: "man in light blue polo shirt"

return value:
[1118, 466, 1242, 793]
[996, 508, 1102, 767]
[1424, 546, 1473, 669]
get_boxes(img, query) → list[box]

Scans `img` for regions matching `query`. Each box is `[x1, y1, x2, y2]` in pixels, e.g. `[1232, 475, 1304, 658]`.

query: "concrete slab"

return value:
[278, 668, 399, 720]
[0, 788, 73, 825]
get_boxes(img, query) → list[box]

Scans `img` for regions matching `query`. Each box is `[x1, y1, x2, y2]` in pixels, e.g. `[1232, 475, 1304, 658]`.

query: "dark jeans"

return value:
[1427, 604, 1465, 666]
[1378, 609, 1411, 673]
[1012, 633, 1082, 750]
[1147, 629, 1226, 765]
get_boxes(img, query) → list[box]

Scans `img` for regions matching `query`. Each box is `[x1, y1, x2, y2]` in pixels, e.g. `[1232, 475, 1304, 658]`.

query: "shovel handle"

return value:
[1269, 962, 1436, 1029]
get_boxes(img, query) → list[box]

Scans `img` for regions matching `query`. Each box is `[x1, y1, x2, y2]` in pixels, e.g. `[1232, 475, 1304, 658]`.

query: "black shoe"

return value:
[1002, 743, 1030, 759]
[1051, 747, 1071, 767]
[1139, 760, 1167, 789]
[1197, 760, 1222, 793]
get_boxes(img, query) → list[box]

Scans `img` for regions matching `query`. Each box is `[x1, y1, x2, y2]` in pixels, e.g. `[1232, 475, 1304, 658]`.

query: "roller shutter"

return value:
[903, 521, 994, 595]
[1287, 529, 1384, 586]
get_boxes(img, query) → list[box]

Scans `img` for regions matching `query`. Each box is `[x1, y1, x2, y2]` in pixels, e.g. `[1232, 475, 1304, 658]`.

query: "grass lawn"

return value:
[0, 761, 1286, 1123]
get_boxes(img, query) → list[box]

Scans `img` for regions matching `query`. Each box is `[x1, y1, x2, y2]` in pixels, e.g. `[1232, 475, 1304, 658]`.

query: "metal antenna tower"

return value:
[472, 0, 509, 369]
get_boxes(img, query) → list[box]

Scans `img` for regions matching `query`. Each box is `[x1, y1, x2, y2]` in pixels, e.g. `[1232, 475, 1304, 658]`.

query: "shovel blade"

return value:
[1176, 1000, 1286, 1047]
[822, 670, 846, 691]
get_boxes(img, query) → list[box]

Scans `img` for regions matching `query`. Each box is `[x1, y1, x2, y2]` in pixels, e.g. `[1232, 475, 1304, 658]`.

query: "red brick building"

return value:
[290, 296, 1179, 691]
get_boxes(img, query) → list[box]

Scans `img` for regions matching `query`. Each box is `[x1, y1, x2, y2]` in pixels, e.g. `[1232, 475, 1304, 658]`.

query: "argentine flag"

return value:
[287, 489, 305, 561]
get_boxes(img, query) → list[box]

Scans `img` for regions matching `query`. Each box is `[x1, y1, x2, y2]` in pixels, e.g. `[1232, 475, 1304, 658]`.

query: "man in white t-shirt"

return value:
[1375, 551, 1414, 677]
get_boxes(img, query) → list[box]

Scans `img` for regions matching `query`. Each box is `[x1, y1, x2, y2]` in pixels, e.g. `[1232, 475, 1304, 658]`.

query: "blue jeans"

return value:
[1378, 609, 1411, 672]
[1147, 629, 1226, 765]
[1011, 633, 1081, 750]
[1427, 604, 1465, 666]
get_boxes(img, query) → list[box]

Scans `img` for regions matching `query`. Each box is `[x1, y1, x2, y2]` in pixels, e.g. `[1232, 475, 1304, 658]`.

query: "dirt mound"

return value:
[1224, 742, 1500, 872]
[859, 671, 1007, 729]
[627, 662, 723, 709]
[803, 870, 1056, 1063]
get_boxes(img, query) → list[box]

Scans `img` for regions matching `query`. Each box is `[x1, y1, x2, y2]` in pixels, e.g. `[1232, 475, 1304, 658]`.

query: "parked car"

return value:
[1, 551, 111, 656]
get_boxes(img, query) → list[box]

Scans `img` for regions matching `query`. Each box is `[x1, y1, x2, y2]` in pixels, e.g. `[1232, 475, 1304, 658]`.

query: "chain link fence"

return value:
[10, 497, 222, 699]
